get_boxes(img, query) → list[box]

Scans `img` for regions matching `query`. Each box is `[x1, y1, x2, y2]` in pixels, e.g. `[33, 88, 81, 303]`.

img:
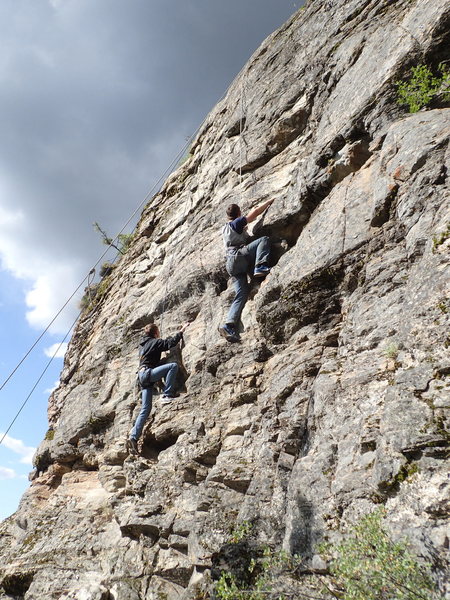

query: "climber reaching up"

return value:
[219, 198, 274, 343]
[128, 321, 190, 455]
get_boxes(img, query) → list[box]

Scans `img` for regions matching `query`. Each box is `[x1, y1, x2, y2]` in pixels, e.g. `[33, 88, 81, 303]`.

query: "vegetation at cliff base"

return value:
[319, 509, 442, 600]
[214, 545, 302, 600]
[212, 512, 442, 600]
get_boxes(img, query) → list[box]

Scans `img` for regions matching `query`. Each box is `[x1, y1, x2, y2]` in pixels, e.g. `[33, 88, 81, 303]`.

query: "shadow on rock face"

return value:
[141, 431, 181, 461]
[258, 263, 345, 344]
[1, 571, 35, 600]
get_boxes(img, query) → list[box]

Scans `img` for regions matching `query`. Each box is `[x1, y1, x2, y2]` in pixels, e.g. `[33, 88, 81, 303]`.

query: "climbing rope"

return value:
[341, 176, 351, 257]
[239, 80, 245, 192]
[0, 273, 94, 393]
[159, 249, 176, 338]
[85, 268, 96, 304]
[197, 250, 211, 364]
[0, 313, 79, 447]
[1, 129, 213, 401]
[0, 47, 292, 439]
[0, 122, 208, 442]
[237, 73, 264, 218]
[0, 127, 201, 397]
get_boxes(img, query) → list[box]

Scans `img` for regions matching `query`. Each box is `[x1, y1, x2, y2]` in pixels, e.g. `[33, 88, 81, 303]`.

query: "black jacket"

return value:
[139, 332, 183, 368]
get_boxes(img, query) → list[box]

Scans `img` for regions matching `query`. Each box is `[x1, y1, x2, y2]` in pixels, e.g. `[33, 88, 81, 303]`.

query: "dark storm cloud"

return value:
[0, 0, 297, 330]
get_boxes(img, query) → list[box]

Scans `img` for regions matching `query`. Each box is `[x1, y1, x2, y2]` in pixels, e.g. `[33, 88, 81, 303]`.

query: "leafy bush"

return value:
[320, 509, 442, 600]
[99, 261, 115, 278]
[432, 223, 450, 251]
[213, 512, 443, 600]
[229, 522, 253, 544]
[44, 429, 55, 441]
[215, 547, 302, 600]
[396, 63, 450, 113]
[117, 232, 134, 253]
[78, 276, 112, 312]
[78, 283, 99, 311]
[177, 150, 193, 167]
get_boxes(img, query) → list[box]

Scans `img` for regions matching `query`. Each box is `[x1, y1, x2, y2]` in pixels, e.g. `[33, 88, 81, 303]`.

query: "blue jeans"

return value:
[130, 363, 178, 440]
[226, 236, 270, 325]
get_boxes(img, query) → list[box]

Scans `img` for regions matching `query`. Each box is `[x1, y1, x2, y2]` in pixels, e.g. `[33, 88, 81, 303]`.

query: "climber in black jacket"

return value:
[128, 322, 189, 454]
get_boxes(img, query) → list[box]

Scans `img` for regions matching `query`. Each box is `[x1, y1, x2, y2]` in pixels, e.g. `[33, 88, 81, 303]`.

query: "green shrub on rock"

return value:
[320, 509, 443, 600]
[396, 63, 450, 113]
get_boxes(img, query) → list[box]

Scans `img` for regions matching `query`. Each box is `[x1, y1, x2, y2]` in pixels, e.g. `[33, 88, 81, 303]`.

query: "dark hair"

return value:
[143, 323, 159, 338]
[226, 203, 241, 219]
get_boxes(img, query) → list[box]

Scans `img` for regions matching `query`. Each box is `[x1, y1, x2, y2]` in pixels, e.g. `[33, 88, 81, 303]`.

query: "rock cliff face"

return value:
[1, 1, 449, 598]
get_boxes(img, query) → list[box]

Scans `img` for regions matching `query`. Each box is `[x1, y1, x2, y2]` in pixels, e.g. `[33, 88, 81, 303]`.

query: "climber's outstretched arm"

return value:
[246, 198, 274, 223]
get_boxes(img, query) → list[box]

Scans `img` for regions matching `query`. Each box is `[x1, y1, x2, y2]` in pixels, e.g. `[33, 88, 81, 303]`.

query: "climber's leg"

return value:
[130, 385, 153, 443]
[246, 236, 271, 277]
[219, 274, 249, 341]
[150, 363, 178, 397]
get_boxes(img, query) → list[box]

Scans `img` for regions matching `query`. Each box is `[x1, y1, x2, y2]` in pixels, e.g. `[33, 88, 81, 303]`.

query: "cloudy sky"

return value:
[0, 0, 299, 519]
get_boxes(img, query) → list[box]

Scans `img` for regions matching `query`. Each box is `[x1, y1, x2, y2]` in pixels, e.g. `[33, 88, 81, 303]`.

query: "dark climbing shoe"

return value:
[127, 437, 139, 455]
[218, 324, 240, 343]
[161, 393, 180, 404]
[254, 265, 270, 278]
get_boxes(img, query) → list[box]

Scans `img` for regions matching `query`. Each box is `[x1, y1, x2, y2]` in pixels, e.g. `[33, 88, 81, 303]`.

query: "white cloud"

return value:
[44, 342, 68, 359]
[49, 0, 65, 9]
[0, 466, 17, 480]
[0, 434, 36, 465]
[0, 204, 24, 231]
[0, 205, 81, 333]
[44, 380, 60, 394]
[25, 273, 76, 333]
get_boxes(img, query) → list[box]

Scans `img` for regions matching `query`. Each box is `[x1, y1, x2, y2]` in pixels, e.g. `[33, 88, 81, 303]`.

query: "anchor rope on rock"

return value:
[0, 126, 202, 400]
[159, 249, 176, 338]
[237, 73, 268, 227]
[0, 313, 79, 448]
[0, 120, 210, 443]
[0, 60, 279, 442]
[3, 51, 255, 401]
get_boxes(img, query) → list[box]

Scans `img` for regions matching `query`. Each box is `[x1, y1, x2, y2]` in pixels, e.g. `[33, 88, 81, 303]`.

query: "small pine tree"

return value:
[93, 222, 134, 255]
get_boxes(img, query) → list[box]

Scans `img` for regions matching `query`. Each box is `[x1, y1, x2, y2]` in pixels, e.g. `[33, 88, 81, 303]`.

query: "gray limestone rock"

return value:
[1, 0, 449, 598]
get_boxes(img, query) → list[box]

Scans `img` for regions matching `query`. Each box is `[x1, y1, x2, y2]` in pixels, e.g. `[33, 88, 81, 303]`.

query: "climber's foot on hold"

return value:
[161, 393, 180, 405]
[218, 323, 240, 343]
[253, 265, 270, 278]
[127, 437, 139, 456]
